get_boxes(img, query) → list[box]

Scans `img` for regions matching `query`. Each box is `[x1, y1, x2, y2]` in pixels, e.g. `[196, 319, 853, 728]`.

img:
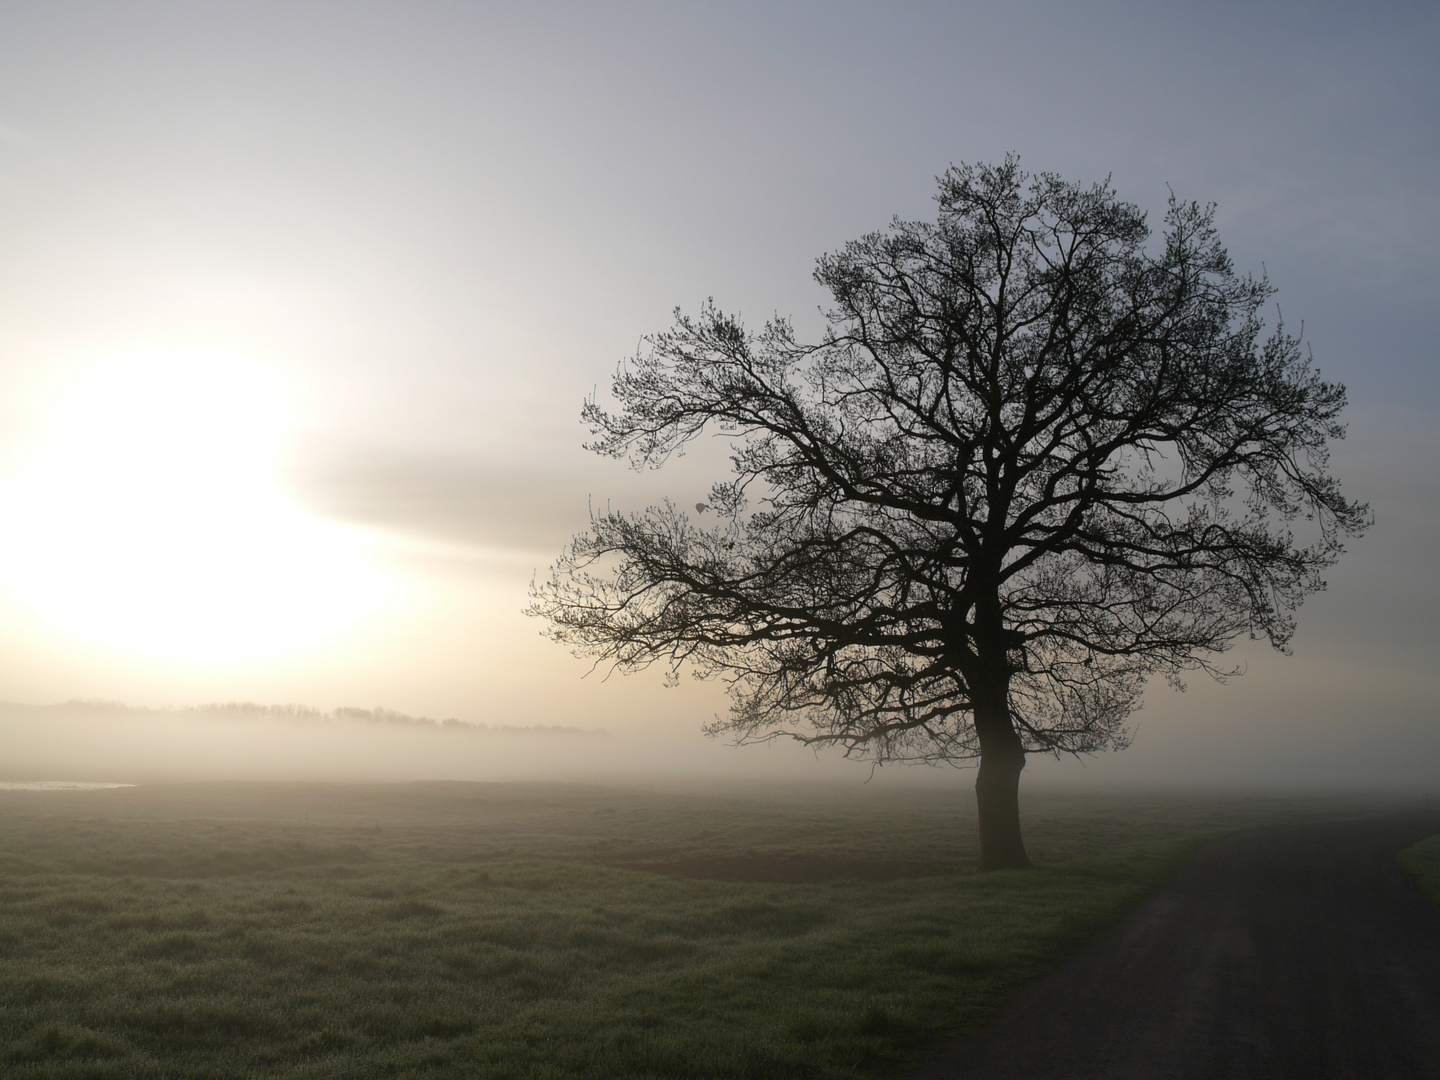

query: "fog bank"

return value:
[0, 700, 866, 786]
[2, 691, 1436, 797]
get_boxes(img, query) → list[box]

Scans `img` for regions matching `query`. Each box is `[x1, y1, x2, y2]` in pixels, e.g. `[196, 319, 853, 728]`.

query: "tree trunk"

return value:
[974, 694, 1031, 870]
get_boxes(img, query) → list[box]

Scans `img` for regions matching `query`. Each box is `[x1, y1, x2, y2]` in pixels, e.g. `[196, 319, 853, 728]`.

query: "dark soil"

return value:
[915, 811, 1440, 1080]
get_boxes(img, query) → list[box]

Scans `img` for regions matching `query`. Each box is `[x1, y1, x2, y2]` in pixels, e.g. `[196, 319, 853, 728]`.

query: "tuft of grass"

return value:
[1400, 833, 1440, 906]
[0, 781, 1388, 1079]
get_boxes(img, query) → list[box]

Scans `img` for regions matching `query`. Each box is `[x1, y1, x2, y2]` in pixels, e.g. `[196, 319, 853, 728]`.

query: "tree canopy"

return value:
[531, 157, 1368, 868]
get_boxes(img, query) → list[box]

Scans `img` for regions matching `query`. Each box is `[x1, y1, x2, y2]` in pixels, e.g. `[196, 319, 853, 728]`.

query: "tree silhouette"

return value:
[531, 157, 1368, 869]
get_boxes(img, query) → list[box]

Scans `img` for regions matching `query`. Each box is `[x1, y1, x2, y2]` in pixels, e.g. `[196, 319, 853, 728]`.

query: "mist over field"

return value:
[0, 700, 876, 787]
[2, 689, 1435, 794]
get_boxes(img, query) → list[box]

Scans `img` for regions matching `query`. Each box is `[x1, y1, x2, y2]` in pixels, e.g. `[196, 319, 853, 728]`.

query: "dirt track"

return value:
[915, 812, 1440, 1080]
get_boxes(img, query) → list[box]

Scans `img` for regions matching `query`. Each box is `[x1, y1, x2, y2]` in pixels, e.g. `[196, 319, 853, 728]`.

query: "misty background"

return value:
[0, 1, 1434, 790]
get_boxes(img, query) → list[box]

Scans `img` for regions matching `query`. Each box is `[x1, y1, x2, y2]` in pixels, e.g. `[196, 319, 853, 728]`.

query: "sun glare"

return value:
[0, 348, 394, 664]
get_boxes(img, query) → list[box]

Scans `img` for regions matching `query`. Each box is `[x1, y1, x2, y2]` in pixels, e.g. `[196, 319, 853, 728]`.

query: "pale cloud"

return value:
[288, 451, 593, 554]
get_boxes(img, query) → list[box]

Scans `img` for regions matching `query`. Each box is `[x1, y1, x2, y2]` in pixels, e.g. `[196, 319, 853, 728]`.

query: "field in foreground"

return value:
[0, 781, 1401, 1079]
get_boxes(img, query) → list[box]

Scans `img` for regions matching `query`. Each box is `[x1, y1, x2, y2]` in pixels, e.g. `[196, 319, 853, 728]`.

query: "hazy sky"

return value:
[0, 1, 1434, 786]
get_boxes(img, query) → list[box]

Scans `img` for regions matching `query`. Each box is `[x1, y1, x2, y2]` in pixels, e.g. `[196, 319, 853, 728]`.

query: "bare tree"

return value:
[530, 157, 1368, 869]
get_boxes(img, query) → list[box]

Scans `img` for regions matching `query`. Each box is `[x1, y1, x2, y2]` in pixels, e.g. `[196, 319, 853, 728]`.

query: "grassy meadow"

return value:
[0, 780, 1387, 1079]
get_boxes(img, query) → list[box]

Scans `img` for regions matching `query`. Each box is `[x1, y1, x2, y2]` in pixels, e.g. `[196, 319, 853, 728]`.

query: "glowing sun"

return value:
[0, 347, 393, 664]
